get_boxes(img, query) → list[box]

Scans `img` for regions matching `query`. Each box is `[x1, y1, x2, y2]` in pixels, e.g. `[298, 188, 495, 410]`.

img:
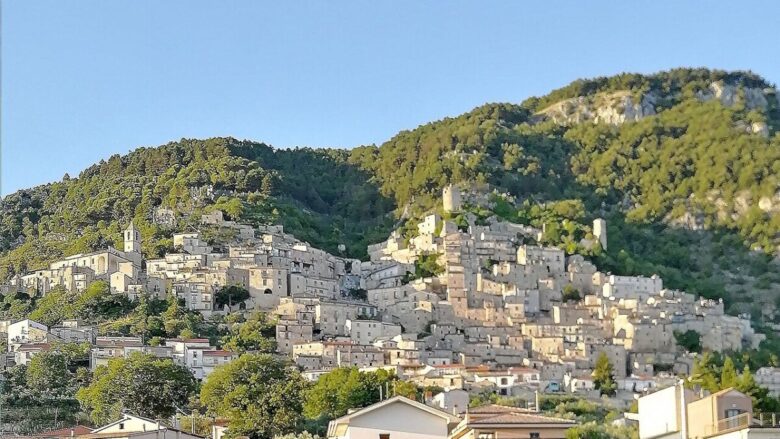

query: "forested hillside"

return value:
[2, 67, 779, 318]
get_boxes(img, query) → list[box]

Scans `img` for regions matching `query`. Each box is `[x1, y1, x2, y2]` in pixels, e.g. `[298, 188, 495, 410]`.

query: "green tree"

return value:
[562, 284, 581, 302]
[412, 254, 444, 280]
[73, 280, 133, 322]
[674, 330, 702, 353]
[76, 352, 196, 425]
[392, 380, 420, 400]
[274, 433, 320, 439]
[303, 367, 400, 433]
[201, 353, 307, 439]
[721, 357, 738, 389]
[593, 352, 617, 396]
[221, 312, 276, 353]
[29, 286, 75, 326]
[735, 365, 780, 412]
[689, 352, 721, 393]
[214, 285, 251, 310]
[26, 351, 73, 397]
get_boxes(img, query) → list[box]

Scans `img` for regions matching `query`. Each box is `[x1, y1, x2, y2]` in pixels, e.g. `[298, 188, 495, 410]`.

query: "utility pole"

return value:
[0, 373, 4, 437]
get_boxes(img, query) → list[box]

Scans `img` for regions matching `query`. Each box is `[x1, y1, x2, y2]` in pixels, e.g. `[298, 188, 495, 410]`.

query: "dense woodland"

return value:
[1, 68, 780, 436]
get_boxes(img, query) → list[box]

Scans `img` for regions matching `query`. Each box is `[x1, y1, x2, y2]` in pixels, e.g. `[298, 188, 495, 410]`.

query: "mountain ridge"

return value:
[1, 66, 779, 321]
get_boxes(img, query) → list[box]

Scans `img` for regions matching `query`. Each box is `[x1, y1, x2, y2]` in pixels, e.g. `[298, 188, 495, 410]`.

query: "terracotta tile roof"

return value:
[468, 404, 531, 414]
[17, 343, 52, 351]
[469, 412, 576, 425]
[95, 340, 143, 348]
[203, 350, 234, 356]
[34, 425, 93, 437]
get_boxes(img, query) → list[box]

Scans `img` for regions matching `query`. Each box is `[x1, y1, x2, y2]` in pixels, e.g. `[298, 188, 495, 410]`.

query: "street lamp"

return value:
[173, 405, 196, 434]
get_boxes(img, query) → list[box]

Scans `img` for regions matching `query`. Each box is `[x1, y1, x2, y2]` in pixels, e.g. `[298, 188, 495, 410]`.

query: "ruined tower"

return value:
[593, 218, 607, 251]
[442, 185, 462, 213]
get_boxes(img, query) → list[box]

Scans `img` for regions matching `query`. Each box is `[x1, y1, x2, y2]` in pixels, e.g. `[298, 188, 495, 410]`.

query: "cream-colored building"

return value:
[449, 405, 576, 439]
[637, 385, 780, 439]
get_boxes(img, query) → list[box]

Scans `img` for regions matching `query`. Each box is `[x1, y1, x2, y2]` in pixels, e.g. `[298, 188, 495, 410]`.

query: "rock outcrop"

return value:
[537, 91, 657, 126]
[537, 81, 774, 129]
[696, 81, 769, 110]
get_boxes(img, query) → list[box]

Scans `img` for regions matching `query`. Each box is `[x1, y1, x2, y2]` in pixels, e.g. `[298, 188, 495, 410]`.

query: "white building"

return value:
[7, 319, 49, 351]
[346, 319, 402, 345]
[327, 395, 460, 439]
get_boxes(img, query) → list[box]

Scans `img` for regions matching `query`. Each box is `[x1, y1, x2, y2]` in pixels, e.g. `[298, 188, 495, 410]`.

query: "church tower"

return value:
[124, 221, 141, 254]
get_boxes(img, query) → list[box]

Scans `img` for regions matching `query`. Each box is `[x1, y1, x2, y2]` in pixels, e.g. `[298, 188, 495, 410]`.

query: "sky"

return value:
[2, 1, 780, 195]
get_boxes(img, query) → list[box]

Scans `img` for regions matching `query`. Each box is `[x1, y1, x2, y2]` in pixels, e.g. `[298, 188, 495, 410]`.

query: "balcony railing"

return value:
[753, 413, 780, 427]
[705, 413, 780, 437]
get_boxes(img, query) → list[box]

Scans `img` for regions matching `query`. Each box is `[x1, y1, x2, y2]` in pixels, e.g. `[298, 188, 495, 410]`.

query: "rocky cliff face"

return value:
[537, 81, 774, 135]
[668, 189, 780, 252]
[696, 81, 769, 110]
[537, 90, 657, 125]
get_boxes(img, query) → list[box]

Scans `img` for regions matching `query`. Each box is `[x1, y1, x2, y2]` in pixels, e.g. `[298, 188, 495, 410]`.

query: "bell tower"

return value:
[124, 221, 141, 254]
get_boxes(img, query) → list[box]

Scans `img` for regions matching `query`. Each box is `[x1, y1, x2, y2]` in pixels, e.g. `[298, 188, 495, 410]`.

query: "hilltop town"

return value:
[4, 183, 775, 423]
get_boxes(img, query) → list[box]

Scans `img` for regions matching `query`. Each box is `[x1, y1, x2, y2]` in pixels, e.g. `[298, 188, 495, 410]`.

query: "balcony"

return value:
[705, 413, 780, 437]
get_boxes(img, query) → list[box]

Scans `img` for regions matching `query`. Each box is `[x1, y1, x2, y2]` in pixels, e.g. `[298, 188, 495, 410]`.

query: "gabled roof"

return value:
[450, 405, 576, 439]
[34, 425, 93, 438]
[90, 413, 159, 433]
[327, 396, 461, 436]
[708, 387, 747, 399]
[88, 413, 205, 438]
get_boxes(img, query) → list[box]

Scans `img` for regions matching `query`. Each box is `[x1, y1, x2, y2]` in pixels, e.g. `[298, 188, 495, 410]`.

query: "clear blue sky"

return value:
[2, 1, 779, 195]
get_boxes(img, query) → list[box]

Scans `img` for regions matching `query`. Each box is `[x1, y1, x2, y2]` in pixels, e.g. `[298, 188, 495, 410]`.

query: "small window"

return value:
[264, 289, 273, 295]
[119, 423, 125, 430]
[725, 409, 742, 418]
[478, 434, 494, 439]
[530, 434, 540, 439]
[379, 435, 390, 439]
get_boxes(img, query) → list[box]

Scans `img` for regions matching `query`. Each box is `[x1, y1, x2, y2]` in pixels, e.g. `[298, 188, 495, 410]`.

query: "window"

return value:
[379, 435, 390, 439]
[530, 433, 540, 439]
[119, 423, 125, 430]
[477, 434, 494, 439]
[725, 409, 742, 418]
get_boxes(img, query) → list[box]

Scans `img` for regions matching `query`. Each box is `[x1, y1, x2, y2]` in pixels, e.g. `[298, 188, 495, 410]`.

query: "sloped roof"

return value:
[450, 405, 576, 439]
[31, 425, 93, 438]
[327, 396, 461, 437]
[469, 412, 576, 425]
[467, 404, 532, 415]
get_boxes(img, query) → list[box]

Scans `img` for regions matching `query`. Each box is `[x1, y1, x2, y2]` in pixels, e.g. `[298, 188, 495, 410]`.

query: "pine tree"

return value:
[690, 352, 720, 393]
[593, 351, 617, 396]
[737, 365, 756, 392]
[261, 174, 275, 196]
[721, 357, 738, 389]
